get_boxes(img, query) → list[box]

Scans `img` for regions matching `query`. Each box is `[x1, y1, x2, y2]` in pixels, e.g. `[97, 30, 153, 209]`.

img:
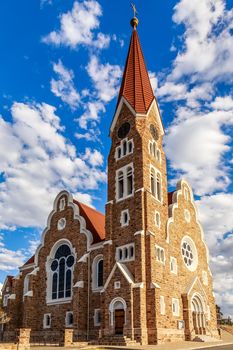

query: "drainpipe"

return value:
[87, 252, 90, 341]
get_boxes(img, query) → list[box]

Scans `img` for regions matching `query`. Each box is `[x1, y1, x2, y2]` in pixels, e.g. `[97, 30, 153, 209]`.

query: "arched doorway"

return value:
[191, 294, 206, 335]
[109, 298, 126, 335]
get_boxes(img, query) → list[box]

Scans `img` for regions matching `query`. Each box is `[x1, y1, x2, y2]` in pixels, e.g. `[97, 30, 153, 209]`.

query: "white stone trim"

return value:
[155, 245, 165, 264]
[181, 235, 198, 272]
[65, 311, 73, 327]
[172, 298, 180, 317]
[8, 294, 16, 300]
[202, 270, 208, 286]
[110, 97, 164, 136]
[160, 296, 166, 315]
[134, 230, 144, 236]
[73, 281, 84, 288]
[116, 243, 135, 262]
[57, 217, 66, 230]
[155, 211, 161, 228]
[120, 209, 130, 227]
[43, 313, 51, 329]
[150, 282, 161, 289]
[46, 238, 76, 305]
[115, 138, 134, 161]
[166, 179, 212, 276]
[94, 309, 101, 326]
[150, 164, 163, 203]
[101, 262, 135, 292]
[109, 297, 127, 326]
[92, 254, 104, 292]
[115, 163, 134, 202]
[35, 190, 98, 266]
[170, 256, 178, 275]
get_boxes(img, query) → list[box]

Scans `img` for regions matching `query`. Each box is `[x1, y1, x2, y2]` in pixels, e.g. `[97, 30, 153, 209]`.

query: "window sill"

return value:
[92, 287, 103, 293]
[151, 194, 163, 204]
[116, 193, 134, 203]
[47, 297, 72, 305]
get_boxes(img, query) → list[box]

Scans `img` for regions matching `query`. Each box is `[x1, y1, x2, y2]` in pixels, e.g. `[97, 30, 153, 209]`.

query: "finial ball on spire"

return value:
[130, 17, 139, 28]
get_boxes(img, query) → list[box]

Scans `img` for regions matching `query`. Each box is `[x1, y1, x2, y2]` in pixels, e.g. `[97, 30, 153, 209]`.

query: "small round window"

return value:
[181, 236, 198, 271]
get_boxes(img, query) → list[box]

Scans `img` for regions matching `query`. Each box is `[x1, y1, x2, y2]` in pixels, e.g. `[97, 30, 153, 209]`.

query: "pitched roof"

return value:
[23, 255, 35, 267]
[116, 25, 155, 114]
[74, 200, 105, 243]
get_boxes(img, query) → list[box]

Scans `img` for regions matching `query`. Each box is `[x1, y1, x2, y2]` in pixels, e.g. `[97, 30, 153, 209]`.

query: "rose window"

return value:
[181, 236, 198, 271]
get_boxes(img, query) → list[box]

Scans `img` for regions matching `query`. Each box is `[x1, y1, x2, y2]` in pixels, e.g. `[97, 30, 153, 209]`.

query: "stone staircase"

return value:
[90, 335, 139, 346]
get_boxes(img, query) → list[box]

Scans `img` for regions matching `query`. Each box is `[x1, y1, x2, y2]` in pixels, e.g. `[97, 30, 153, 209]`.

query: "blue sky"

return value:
[0, 0, 232, 316]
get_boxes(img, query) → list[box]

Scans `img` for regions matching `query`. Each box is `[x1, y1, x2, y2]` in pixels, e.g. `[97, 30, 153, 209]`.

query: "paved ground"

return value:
[196, 346, 233, 350]
[27, 330, 233, 350]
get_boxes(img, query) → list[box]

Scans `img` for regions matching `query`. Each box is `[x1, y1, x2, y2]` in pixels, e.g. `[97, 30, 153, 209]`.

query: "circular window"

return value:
[57, 218, 66, 230]
[117, 122, 130, 139]
[67, 255, 75, 267]
[181, 236, 198, 271]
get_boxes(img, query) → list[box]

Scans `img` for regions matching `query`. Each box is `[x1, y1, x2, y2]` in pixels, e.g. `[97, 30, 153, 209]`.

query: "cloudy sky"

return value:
[0, 0, 232, 316]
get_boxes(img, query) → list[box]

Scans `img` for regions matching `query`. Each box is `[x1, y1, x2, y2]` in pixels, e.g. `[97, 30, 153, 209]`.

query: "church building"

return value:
[1, 16, 219, 346]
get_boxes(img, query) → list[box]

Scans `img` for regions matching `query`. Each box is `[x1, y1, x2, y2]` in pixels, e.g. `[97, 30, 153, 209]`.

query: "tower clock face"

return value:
[150, 124, 159, 140]
[118, 122, 130, 139]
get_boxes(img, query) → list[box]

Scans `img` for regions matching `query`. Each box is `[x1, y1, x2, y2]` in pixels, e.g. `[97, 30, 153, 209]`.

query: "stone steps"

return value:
[90, 335, 139, 346]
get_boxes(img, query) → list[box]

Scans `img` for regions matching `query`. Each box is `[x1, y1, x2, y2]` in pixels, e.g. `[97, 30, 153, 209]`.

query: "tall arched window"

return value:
[118, 171, 124, 199]
[50, 244, 75, 300]
[126, 166, 133, 195]
[151, 168, 156, 196]
[156, 173, 162, 201]
[92, 255, 104, 291]
[150, 167, 162, 202]
[97, 259, 103, 288]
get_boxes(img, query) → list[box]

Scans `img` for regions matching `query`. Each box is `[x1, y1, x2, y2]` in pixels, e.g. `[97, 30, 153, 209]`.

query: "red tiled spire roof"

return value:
[117, 20, 155, 114]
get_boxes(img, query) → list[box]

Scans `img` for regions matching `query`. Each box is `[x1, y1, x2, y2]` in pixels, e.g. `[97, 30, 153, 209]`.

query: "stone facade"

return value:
[1, 21, 219, 346]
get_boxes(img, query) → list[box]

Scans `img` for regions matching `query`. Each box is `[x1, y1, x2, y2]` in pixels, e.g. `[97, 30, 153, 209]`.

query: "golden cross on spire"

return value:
[131, 3, 138, 18]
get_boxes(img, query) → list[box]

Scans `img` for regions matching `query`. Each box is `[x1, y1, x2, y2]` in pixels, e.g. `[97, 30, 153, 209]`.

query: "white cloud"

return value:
[75, 56, 122, 129]
[51, 60, 80, 110]
[87, 55, 122, 103]
[171, 0, 233, 82]
[0, 102, 106, 230]
[0, 247, 26, 271]
[42, 0, 110, 49]
[211, 96, 233, 111]
[165, 104, 233, 195]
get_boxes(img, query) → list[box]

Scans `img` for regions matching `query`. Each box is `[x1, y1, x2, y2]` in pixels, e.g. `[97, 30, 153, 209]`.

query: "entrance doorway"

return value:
[115, 309, 125, 335]
[109, 298, 127, 336]
[191, 295, 206, 335]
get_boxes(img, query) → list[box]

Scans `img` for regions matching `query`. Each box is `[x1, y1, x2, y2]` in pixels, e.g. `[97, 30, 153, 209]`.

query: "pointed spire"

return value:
[116, 17, 155, 114]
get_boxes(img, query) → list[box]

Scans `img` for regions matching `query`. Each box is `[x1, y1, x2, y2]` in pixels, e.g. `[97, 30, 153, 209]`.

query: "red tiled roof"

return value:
[74, 200, 105, 243]
[117, 26, 154, 114]
[168, 191, 175, 205]
[23, 255, 35, 266]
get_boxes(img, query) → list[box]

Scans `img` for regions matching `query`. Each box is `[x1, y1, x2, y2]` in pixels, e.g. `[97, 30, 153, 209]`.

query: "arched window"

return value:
[156, 173, 162, 201]
[118, 171, 124, 199]
[116, 164, 134, 200]
[50, 244, 75, 300]
[23, 274, 30, 297]
[150, 167, 162, 202]
[126, 166, 133, 195]
[92, 255, 104, 291]
[151, 168, 156, 196]
[97, 259, 103, 288]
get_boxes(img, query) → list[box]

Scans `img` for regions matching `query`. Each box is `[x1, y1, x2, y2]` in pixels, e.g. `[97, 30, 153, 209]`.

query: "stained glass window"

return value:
[50, 244, 75, 300]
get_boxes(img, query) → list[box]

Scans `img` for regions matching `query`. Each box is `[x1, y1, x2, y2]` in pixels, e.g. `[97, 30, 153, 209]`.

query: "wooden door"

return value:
[115, 309, 124, 335]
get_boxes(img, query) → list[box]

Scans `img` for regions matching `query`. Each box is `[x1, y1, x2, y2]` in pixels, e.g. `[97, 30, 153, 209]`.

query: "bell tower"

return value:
[103, 15, 169, 344]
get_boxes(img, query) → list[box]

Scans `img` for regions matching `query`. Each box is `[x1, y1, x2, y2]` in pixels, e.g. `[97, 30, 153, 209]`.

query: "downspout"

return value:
[87, 252, 90, 341]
